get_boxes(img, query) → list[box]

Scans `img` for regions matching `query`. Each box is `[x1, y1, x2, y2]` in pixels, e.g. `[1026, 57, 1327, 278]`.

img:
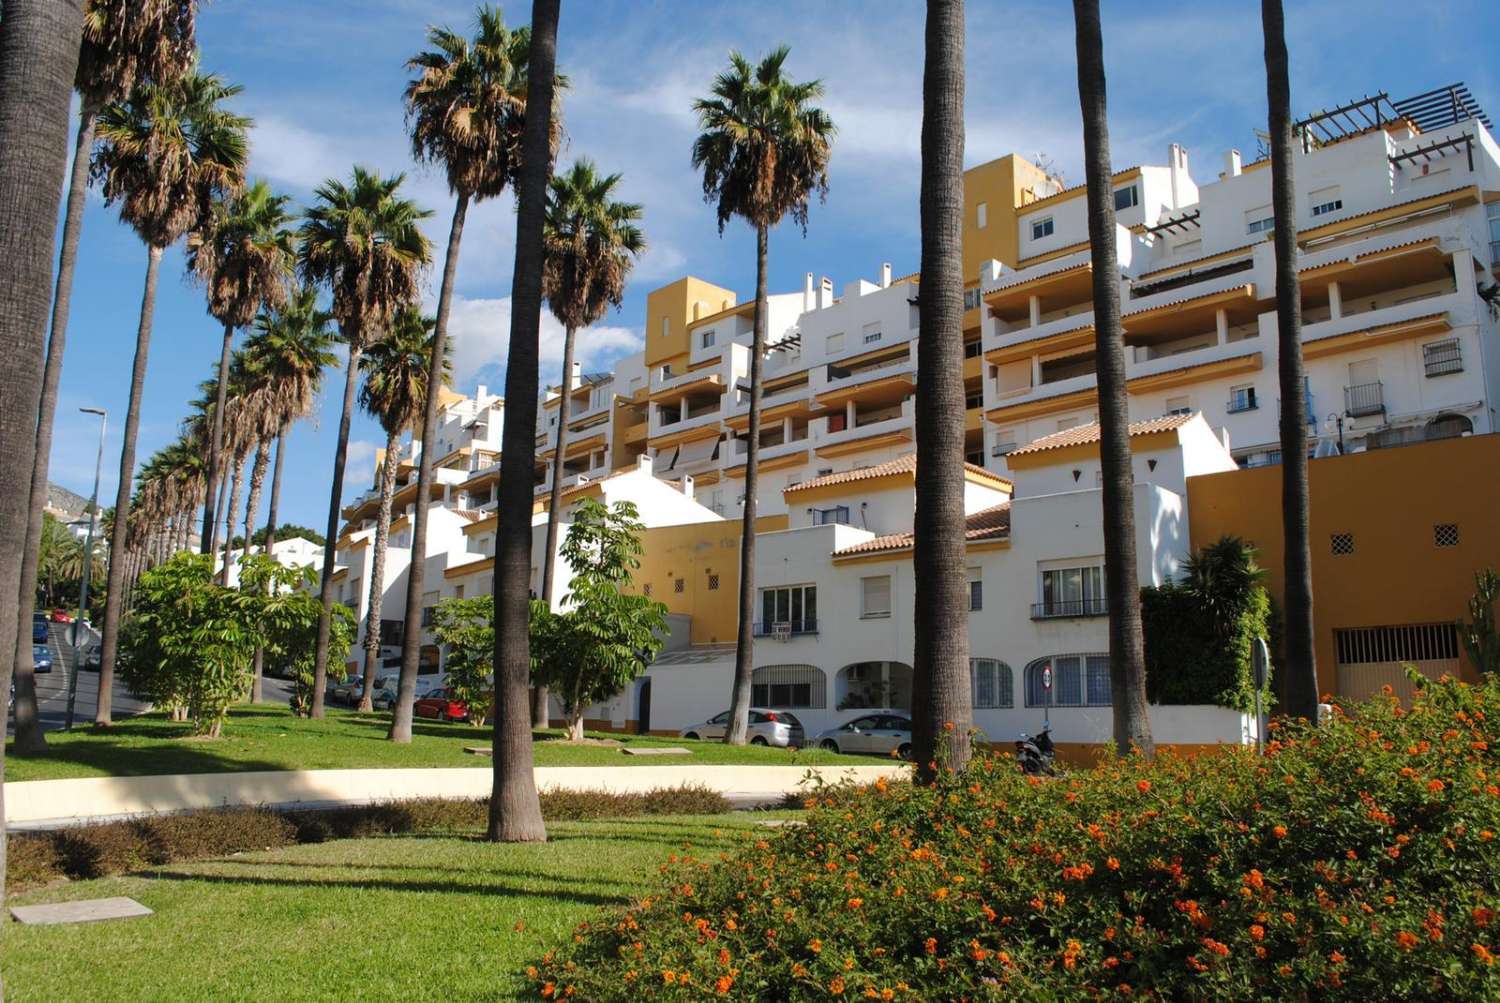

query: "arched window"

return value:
[751, 664, 827, 709]
[1025, 654, 1111, 707]
[1426, 413, 1472, 441]
[970, 658, 1014, 708]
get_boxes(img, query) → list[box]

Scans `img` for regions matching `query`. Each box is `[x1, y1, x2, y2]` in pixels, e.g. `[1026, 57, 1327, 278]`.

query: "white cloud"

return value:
[342, 439, 380, 500]
[442, 294, 643, 394]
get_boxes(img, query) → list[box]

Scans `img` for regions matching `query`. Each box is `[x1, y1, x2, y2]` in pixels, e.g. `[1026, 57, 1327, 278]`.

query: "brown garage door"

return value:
[1334, 623, 1460, 703]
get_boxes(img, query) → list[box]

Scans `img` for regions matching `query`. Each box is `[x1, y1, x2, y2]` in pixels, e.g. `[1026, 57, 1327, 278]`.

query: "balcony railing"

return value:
[1344, 381, 1385, 418]
[1030, 598, 1108, 620]
[753, 618, 818, 637]
[1423, 339, 1463, 377]
[1226, 391, 1258, 414]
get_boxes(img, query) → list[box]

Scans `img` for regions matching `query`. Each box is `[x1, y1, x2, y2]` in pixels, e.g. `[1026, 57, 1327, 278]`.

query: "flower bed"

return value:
[533, 676, 1500, 1000]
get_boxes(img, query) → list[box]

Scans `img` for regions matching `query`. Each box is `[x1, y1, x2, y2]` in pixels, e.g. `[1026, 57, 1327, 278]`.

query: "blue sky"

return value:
[46, 0, 1500, 533]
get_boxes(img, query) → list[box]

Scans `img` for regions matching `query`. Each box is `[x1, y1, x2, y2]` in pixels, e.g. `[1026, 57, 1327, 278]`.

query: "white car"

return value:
[812, 713, 913, 758]
[679, 709, 804, 747]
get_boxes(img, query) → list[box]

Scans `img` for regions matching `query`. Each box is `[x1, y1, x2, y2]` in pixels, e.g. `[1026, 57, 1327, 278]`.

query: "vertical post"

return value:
[67, 407, 107, 731]
[1327, 281, 1342, 320]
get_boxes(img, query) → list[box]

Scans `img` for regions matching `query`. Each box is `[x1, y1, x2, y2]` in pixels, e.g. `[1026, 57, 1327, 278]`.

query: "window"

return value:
[1330, 532, 1355, 556]
[1165, 395, 1191, 416]
[826, 332, 844, 355]
[813, 505, 850, 526]
[1423, 338, 1462, 377]
[1488, 200, 1500, 263]
[968, 568, 983, 611]
[1113, 184, 1139, 211]
[1310, 186, 1342, 217]
[992, 429, 1018, 457]
[707, 573, 720, 591]
[751, 664, 826, 709]
[701, 329, 715, 349]
[970, 658, 1013, 708]
[976, 201, 988, 229]
[1057, 416, 1084, 432]
[861, 575, 892, 618]
[674, 577, 685, 593]
[1335, 623, 1458, 664]
[1036, 565, 1105, 618]
[759, 584, 817, 634]
[660, 363, 673, 379]
[1311, 198, 1342, 217]
[1025, 654, 1111, 707]
[454, 585, 465, 600]
[963, 287, 983, 311]
[862, 322, 882, 345]
[963, 337, 982, 358]
[642, 583, 652, 597]
[1031, 217, 1054, 241]
[661, 317, 670, 338]
[965, 389, 984, 410]
[1228, 384, 1258, 413]
[1434, 523, 1460, 548]
[1246, 207, 1274, 234]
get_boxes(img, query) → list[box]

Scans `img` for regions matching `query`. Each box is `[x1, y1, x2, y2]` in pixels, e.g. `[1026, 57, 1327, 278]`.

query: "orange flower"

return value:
[924, 937, 939, 955]
[1249, 924, 1265, 941]
[716, 975, 734, 994]
[1136, 780, 1152, 794]
[1329, 951, 1345, 965]
[1427, 779, 1445, 793]
[1396, 931, 1419, 950]
[829, 975, 847, 994]
[542, 983, 556, 999]
[1106, 856, 1120, 871]
[848, 898, 864, 910]
[809, 938, 823, 954]
[1473, 944, 1495, 966]
[881, 991, 895, 1001]
[662, 971, 677, 984]
[1474, 907, 1495, 928]
[1272, 825, 1288, 839]
[717, 948, 731, 968]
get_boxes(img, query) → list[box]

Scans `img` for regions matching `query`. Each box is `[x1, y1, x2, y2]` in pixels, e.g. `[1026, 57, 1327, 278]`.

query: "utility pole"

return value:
[67, 406, 107, 730]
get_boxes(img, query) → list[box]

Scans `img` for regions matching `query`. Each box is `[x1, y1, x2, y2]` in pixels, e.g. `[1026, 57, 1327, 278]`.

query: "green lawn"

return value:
[5, 704, 887, 781]
[2, 814, 779, 1002]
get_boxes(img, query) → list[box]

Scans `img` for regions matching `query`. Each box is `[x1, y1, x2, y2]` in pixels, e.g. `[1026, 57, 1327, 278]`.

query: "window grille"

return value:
[1330, 533, 1355, 556]
[707, 574, 720, 591]
[1434, 523, 1460, 548]
[1334, 624, 1458, 664]
[971, 658, 1014, 708]
[674, 578, 685, 594]
[750, 664, 826, 709]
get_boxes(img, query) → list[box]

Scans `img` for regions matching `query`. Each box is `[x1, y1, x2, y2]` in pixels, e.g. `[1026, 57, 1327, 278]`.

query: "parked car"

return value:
[84, 645, 101, 671]
[32, 644, 52, 674]
[413, 688, 467, 722]
[50, 608, 73, 624]
[32, 613, 48, 644]
[679, 709, 804, 748]
[327, 675, 364, 705]
[812, 714, 913, 758]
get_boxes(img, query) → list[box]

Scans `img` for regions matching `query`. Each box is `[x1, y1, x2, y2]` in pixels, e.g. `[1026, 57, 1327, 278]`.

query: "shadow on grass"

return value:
[144, 866, 638, 905]
[190, 856, 648, 890]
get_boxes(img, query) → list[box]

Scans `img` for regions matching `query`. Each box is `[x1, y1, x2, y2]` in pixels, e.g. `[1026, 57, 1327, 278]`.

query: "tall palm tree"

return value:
[216, 352, 256, 585]
[536, 159, 645, 723]
[396, 3, 546, 742]
[356, 308, 449, 715]
[691, 46, 834, 746]
[91, 65, 250, 726]
[487, 0, 561, 845]
[910, 0, 972, 777]
[186, 178, 297, 557]
[1262, 0, 1317, 721]
[298, 167, 433, 718]
[1072, 0, 1154, 758]
[12, 0, 197, 755]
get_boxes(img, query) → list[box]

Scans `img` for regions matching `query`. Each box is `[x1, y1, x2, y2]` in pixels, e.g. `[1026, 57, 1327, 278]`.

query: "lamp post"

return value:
[66, 406, 107, 731]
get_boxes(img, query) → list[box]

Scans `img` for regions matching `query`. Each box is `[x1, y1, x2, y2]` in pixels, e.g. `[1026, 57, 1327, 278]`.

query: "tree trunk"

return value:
[566, 711, 584, 742]
[724, 225, 769, 746]
[1073, 0, 1154, 758]
[201, 320, 235, 554]
[252, 427, 290, 703]
[96, 243, 164, 728]
[359, 431, 400, 712]
[311, 343, 363, 719]
[537, 322, 580, 728]
[209, 462, 228, 572]
[243, 437, 270, 560]
[219, 451, 244, 587]
[1262, 0, 1317, 721]
[486, 0, 559, 844]
[391, 193, 470, 744]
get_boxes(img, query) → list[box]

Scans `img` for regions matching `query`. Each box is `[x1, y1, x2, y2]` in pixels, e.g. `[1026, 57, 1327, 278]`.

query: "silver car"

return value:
[679, 708, 804, 747]
[813, 713, 913, 758]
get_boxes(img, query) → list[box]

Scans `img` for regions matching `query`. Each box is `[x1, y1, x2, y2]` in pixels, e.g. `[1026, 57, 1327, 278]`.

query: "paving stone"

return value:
[462, 746, 492, 756]
[620, 746, 691, 756]
[10, 897, 152, 926]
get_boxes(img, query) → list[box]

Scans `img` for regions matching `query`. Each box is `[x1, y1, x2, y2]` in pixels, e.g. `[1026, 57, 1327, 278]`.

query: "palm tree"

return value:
[909, 0, 972, 777]
[536, 159, 645, 723]
[91, 66, 250, 726]
[186, 178, 297, 557]
[298, 167, 433, 718]
[1072, 0, 1154, 758]
[487, 0, 561, 845]
[12, 0, 196, 755]
[354, 308, 450, 715]
[691, 46, 834, 745]
[1262, 0, 1317, 721]
[396, 3, 546, 741]
[216, 352, 257, 586]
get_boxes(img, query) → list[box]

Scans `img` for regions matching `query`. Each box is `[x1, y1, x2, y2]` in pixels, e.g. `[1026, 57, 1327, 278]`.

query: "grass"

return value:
[4, 703, 889, 781]
[1, 813, 784, 1002]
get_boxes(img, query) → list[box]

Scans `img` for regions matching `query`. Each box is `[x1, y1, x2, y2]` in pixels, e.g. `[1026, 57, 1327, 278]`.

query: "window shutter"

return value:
[862, 576, 891, 617]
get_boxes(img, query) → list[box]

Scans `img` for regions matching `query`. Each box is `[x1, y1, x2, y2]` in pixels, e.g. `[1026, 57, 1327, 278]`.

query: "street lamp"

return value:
[65, 406, 107, 731]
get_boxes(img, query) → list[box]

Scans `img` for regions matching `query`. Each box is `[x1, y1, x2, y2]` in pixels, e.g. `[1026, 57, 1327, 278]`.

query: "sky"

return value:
[45, 0, 1500, 535]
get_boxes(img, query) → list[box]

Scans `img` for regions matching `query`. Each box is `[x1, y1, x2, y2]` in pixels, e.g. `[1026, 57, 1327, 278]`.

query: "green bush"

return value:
[531, 675, 1500, 1001]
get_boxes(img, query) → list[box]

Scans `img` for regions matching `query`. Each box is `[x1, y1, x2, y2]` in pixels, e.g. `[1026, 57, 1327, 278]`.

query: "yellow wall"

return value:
[961, 153, 1054, 283]
[633, 521, 742, 645]
[644, 276, 737, 370]
[1187, 435, 1500, 696]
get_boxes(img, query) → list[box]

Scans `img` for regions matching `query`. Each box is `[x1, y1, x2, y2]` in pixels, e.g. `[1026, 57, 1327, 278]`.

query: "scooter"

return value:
[1015, 723, 1057, 776]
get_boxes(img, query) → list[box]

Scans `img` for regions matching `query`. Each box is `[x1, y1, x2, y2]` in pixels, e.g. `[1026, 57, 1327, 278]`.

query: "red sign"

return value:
[1042, 665, 1053, 691]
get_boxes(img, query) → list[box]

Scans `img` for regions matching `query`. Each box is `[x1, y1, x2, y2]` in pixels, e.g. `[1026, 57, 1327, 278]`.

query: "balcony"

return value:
[1031, 598, 1108, 620]
[815, 400, 914, 458]
[753, 618, 818, 637]
[1226, 389, 1259, 414]
[1344, 381, 1385, 418]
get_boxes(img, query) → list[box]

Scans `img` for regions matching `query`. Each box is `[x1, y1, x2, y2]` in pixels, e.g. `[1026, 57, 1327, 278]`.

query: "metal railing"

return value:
[1030, 598, 1108, 620]
[753, 618, 818, 637]
[1226, 391, 1258, 413]
[1344, 381, 1385, 417]
[1423, 339, 1463, 377]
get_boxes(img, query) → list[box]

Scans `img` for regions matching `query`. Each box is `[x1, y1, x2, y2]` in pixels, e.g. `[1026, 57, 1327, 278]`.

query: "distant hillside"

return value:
[46, 482, 93, 516]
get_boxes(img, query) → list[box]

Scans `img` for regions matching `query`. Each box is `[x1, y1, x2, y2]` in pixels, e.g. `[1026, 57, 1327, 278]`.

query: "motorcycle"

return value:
[1015, 723, 1057, 776]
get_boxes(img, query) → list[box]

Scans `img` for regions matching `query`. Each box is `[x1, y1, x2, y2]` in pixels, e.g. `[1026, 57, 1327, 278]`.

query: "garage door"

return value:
[1334, 623, 1460, 703]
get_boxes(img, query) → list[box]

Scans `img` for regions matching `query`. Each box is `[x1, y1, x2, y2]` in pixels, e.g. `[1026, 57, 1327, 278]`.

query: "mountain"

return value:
[46, 482, 93, 517]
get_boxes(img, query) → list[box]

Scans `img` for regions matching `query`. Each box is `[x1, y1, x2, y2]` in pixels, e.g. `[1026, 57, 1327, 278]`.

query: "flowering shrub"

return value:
[531, 675, 1500, 1000]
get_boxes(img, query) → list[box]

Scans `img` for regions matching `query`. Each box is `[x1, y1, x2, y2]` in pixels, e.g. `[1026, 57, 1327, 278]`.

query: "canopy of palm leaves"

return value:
[76, 0, 198, 110]
[131, 434, 206, 549]
[243, 286, 339, 432]
[296, 167, 434, 350]
[92, 64, 250, 249]
[359, 306, 452, 438]
[186, 178, 297, 328]
[404, 3, 556, 200]
[690, 46, 835, 233]
[542, 159, 645, 333]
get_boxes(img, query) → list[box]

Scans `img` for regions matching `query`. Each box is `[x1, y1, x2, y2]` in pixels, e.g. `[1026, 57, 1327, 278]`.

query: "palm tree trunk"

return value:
[200, 320, 235, 554]
[910, 0, 974, 777]
[724, 224, 769, 746]
[243, 437, 270, 560]
[97, 243, 165, 727]
[220, 452, 244, 587]
[1262, 0, 1317, 720]
[311, 344, 363, 719]
[209, 464, 228, 570]
[536, 322, 580, 728]
[12, 104, 100, 754]
[1073, 0, 1154, 758]
[392, 192, 469, 744]
[252, 426, 291, 703]
[360, 432, 400, 712]
[486, 0, 559, 844]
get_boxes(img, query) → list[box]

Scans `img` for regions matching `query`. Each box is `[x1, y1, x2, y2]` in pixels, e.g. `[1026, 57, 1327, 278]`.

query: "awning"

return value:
[657, 446, 680, 471]
[677, 436, 721, 466]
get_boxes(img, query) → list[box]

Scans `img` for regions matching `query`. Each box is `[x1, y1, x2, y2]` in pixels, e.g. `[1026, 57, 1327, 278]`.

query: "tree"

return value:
[186, 178, 297, 557]
[429, 596, 498, 725]
[691, 46, 833, 745]
[397, 2, 549, 742]
[1261, 0, 1318, 721]
[297, 167, 433, 718]
[487, 0, 560, 845]
[1072, 0, 1154, 758]
[91, 65, 250, 726]
[537, 158, 645, 724]
[531, 499, 667, 740]
[1461, 569, 1500, 678]
[212, 352, 257, 586]
[13, 0, 197, 758]
[357, 307, 449, 714]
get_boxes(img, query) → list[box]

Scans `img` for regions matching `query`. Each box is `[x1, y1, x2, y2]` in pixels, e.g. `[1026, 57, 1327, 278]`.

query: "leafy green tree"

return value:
[430, 595, 498, 725]
[242, 557, 356, 717]
[1461, 569, 1500, 678]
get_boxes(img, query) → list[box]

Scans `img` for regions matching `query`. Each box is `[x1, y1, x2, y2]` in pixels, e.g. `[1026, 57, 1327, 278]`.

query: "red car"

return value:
[51, 608, 73, 624]
[413, 688, 467, 722]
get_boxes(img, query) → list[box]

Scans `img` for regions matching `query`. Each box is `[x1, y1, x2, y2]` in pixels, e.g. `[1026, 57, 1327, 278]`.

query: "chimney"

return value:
[1167, 143, 1187, 208]
[804, 272, 815, 311]
[819, 276, 834, 309]
[681, 474, 694, 499]
[638, 453, 654, 475]
[880, 262, 892, 288]
[476, 383, 487, 400]
[692, 300, 703, 321]
[570, 360, 582, 388]
[1224, 149, 1242, 178]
